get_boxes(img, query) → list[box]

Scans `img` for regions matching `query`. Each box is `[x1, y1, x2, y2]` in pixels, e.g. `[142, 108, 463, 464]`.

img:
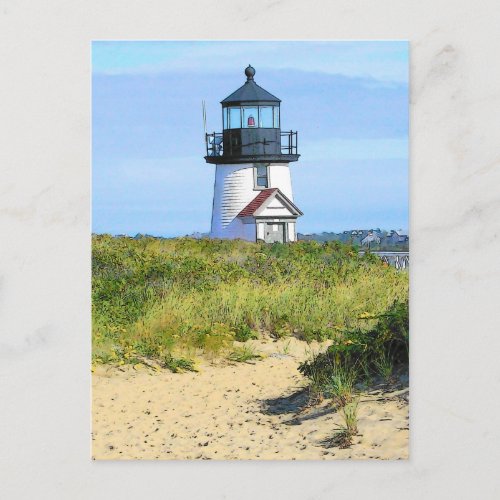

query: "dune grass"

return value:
[228, 345, 261, 363]
[331, 398, 360, 448]
[92, 235, 408, 370]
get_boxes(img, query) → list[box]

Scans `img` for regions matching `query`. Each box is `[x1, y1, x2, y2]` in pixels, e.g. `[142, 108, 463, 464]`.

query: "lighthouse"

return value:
[205, 65, 303, 243]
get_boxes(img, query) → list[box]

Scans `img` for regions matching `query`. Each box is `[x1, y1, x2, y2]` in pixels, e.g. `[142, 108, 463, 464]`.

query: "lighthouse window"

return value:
[254, 164, 269, 189]
[228, 107, 241, 129]
[242, 107, 258, 128]
[223, 108, 228, 129]
[273, 106, 280, 128]
[259, 106, 273, 128]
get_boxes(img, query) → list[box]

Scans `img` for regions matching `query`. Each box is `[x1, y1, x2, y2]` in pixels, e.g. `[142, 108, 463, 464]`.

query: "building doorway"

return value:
[264, 222, 286, 243]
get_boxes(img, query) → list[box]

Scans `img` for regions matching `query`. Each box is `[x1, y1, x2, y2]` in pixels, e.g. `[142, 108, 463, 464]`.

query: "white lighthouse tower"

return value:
[205, 65, 302, 243]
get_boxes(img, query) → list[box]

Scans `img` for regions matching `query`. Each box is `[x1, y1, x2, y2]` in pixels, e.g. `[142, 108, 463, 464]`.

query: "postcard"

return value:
[92, 41, 409, 460]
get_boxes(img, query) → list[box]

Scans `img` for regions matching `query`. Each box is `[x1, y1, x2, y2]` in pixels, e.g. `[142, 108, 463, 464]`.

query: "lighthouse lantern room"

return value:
[205, 65, 302, 243]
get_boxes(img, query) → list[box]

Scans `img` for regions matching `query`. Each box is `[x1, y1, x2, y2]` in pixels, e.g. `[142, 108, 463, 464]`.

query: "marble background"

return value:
[1, 1, 499, 498]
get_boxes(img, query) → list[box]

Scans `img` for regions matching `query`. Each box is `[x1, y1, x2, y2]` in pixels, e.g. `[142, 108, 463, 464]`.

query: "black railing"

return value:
[281, 130, 298, 155]
[205, 132, 224, 157]
[205, 130, 298, 157]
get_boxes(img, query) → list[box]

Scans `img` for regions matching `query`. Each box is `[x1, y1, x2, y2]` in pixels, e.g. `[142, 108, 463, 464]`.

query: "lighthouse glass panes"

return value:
[223, 108, 228, 129]
[242, 107, 258, 128]
[228, 107, 241, 129]
[223, 106, 280, 129]
[259, 106, 273, 128]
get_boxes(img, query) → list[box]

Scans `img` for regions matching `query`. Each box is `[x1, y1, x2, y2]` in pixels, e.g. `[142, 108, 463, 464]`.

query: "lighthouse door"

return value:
[265, 223, 286, 243]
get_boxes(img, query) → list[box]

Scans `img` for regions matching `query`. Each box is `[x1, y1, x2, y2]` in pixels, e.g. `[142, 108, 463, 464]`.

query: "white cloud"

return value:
[93, 41, 408, 83]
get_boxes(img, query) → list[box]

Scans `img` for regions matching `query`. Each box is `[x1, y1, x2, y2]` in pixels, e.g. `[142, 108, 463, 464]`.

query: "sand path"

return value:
[92, 338, 408, 460]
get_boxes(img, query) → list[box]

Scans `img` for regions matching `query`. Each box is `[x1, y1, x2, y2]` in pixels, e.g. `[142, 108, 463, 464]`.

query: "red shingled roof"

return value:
[238, 188, 278, 217]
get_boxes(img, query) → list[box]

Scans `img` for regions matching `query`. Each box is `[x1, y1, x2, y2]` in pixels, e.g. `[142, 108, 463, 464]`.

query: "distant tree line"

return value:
[105, 230, 409, 252]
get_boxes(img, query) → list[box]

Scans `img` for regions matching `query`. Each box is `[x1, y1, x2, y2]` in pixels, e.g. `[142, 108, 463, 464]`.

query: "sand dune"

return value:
[92, 338, 408, 460]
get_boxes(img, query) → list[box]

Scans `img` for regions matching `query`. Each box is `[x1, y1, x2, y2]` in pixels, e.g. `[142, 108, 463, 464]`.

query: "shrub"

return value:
[271, 318, 293, 339]
[234, 323, 258, 342]
[298, 300, 409, 391]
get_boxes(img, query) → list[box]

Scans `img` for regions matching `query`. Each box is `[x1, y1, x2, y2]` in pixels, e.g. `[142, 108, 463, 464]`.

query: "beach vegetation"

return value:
[228, 345, 261, 363]
[332, 398, 360, 448]
[92, 235, 408, 371]
[298, 300, 408, 392]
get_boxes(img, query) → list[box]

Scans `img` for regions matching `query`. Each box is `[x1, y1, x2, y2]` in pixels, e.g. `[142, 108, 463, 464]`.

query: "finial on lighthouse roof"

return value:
[245, 64, 255, 81]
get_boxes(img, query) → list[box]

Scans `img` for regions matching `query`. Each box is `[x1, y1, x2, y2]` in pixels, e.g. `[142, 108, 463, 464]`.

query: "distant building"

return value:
[388, 229, 409, 245]
[361, 232, 381, 247]
[297, 228, 408, 250]
[188, 232, 208, 239]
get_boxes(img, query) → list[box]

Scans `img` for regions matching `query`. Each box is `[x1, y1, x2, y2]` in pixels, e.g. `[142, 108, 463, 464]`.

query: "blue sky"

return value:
[92, 41, 408, 236]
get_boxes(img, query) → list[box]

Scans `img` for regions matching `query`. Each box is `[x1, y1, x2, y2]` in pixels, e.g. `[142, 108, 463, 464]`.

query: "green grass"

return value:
[280, 339, 292, 356]
[299, 300, 409, 390]
[92, 235, 408, 370]
[374, 351, 394, 382]
[161, 354, 196, 373]
[327, 364, 357, 408]
[228, 345, 261, 363]
[301, 353, 357, 406]
[333, 398, 360, 448]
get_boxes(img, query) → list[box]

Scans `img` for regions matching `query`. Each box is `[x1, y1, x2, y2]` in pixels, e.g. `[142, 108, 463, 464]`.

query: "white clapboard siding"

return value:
[211, 163, 293, 240]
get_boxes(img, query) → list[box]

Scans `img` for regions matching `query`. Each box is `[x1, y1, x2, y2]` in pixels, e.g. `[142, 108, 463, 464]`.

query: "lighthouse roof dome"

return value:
[221, 65, 281, 105]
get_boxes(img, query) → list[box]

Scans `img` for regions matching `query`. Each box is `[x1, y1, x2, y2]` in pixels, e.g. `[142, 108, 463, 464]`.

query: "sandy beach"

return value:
[92, 338, 408, 460]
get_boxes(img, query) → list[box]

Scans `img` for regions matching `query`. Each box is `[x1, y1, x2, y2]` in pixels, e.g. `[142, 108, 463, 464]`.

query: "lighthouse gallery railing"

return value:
[205, 131, 298, 157]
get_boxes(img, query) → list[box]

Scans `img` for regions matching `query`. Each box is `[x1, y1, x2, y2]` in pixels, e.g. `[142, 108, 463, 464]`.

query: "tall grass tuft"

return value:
[228, 345, 260, 363]
[334, 398, 360, 448]
[374, 351, 394, 383]
[327, 364, 357, 408]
